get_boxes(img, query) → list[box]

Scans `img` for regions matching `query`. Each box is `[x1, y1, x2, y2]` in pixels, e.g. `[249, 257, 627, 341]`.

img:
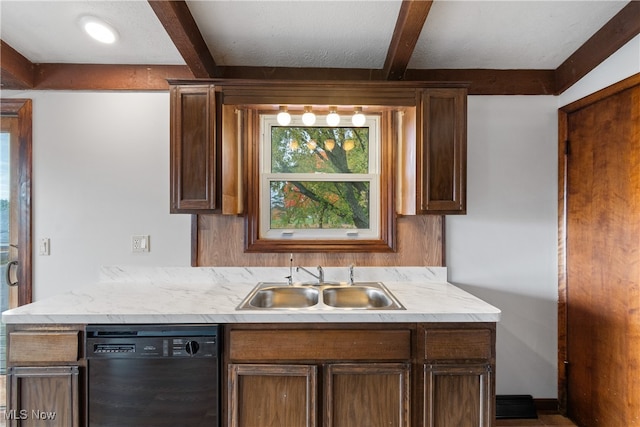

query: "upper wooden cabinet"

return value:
[168, 80, 467, 218]
[417, 88, 467, 214]
[170, 85, 221, 213]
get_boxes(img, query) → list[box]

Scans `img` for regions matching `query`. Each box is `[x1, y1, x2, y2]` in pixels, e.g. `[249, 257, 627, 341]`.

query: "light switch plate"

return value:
[39, 238, 50, 256]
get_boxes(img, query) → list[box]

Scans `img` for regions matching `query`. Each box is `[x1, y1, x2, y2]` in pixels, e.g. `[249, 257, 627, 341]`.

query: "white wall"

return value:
[446, 96, 559, 397]
[2, 91, 192, 300]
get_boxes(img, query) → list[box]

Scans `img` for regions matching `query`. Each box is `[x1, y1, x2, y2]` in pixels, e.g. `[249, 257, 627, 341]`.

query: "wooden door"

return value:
[228, 363, 317, 427]
[560, 75, 640, 426]
[324, 363, 410, 427]
[1, 99, 33, 412]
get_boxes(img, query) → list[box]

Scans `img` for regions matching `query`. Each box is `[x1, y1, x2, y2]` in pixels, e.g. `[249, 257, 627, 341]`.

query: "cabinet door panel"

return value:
[7, 366, 79, 427]
[170, 85, 220, 213]
[417, 88, 467, 214]
[228, 364, 317, 427]
[325, 363, 410, 427]
[424, 364, 491, 427]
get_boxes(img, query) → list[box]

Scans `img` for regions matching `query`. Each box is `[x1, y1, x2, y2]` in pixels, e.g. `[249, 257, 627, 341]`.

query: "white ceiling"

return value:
[0, 0, 631, 71]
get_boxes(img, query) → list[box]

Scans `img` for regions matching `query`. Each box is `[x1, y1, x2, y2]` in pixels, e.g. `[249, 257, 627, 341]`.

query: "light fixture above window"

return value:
[301, 106, 316, 126]
[79, 15, 118, 44]
[326, 107, 340, 127]
[276, 106, 291, 126]
[352, 107, 366, 127]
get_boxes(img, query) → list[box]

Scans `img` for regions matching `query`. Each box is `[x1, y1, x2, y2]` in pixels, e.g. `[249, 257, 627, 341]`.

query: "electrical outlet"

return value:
[132, 235, 150, 253]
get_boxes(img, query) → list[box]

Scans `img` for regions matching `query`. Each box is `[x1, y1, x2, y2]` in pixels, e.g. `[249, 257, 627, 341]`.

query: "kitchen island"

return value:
[3, 266, 500, 427]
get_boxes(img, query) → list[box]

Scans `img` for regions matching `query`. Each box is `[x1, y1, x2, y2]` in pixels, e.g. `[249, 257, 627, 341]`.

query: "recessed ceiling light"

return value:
[79, 16, 118, 44]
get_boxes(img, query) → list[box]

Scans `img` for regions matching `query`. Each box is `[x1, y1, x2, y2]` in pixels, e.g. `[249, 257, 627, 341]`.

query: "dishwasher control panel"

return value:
[86, 325, 219, 358]
[93, 344, 136, 354]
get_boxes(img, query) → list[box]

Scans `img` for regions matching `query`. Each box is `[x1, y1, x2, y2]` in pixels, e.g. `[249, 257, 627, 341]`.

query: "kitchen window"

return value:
[245, 108, 395, 253]
[260, 114, 380, 240]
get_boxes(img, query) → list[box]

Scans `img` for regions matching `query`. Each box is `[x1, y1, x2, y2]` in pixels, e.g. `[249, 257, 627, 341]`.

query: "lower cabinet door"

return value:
[424, 364, 492, 427]
[325, 363, 410, 427]
[7, 366, 79, 427]
[228, 363, 318, 427]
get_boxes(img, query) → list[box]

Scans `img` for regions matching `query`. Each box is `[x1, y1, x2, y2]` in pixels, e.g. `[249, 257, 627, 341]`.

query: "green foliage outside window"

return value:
[269, 126, 371, 230]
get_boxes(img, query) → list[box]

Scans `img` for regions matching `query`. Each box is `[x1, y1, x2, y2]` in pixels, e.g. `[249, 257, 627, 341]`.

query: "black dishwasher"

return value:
[86, 324, 219, 427]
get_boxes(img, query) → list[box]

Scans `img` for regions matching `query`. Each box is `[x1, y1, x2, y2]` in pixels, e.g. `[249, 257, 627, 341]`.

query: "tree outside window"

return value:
[260, 115, 380, 240]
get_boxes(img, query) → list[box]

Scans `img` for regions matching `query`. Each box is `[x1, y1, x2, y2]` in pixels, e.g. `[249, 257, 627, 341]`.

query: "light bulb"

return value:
[79, 16, 118, 44]
[276, 106, 291, 126]
[352, 107, 366, 127]
[301, 106, 316, 126]
[326, 107, 340, 127]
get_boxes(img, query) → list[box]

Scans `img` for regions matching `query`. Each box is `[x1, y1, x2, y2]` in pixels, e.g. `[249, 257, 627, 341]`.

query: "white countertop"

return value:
[2, 267, 501, 324]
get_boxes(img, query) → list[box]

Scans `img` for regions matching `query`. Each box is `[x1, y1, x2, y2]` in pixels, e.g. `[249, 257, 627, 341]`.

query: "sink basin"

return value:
[237, 282, 404, 310]
[322, 286, 396, 308]
[246, 286, 319, 309]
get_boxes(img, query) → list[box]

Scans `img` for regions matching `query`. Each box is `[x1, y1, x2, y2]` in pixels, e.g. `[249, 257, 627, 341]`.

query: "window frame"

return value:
[245, 107, 396, 253]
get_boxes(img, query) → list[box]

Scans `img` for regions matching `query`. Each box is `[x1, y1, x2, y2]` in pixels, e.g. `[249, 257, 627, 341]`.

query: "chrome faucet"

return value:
[296, 266, 324, 284]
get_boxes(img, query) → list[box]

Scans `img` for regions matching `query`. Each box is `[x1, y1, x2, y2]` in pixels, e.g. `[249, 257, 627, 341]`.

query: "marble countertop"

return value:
[2, 267, 501, 324]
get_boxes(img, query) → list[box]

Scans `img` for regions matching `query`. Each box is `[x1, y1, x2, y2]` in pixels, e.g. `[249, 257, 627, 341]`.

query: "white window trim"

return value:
[259, 114, 381, 240]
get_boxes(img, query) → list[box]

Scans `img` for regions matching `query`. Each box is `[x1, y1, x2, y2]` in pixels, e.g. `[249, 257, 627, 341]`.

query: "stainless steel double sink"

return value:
[237, 282, 405, 310]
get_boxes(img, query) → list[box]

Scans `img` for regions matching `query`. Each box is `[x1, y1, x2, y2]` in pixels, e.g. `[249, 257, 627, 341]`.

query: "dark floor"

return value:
[496, 410, 578, 426]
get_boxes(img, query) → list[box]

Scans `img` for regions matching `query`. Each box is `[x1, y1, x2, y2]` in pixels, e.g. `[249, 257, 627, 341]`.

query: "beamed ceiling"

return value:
[1, 0, 639, 95]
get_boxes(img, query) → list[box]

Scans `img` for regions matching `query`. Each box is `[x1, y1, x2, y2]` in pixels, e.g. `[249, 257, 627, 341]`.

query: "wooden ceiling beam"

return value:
[404, 69, 556, 95]
[147, 0, 219, 78]
[0, 40, 35, 90]
[33, 64, 193, 90]
[220, 66, 556, 95]
[383, 0, 433, 80]
[1, 60, 557, 94]
[218, 66, 384, 81]
[555, 1, 640, 94]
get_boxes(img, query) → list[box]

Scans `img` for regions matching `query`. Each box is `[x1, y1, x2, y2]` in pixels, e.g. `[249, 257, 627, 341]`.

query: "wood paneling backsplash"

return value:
[195, 215, 444, 267]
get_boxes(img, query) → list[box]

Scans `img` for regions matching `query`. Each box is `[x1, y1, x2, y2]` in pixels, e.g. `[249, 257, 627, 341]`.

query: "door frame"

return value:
[557, 72, 640, 414]
[0, 99, 32, 306]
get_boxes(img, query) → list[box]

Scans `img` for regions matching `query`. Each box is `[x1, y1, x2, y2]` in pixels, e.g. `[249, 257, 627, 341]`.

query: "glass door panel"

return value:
[1, 117, 19, 418]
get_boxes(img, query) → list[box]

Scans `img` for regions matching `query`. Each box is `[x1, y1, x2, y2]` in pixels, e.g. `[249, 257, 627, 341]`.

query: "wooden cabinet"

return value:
[7, 366, 79, 427]
[424, 364, 491, 427]
[226, 326, 411, 427]
[325, 363, 410, 427]
[169, 80, 468, 219]
[227, 323, 494, 427]
[170, 84, 221, 213]
[422, 326, 495, 427]
[229, 363, 317, 427]
[6, 327, 83, 427]
[417, 88, 467, 214]
[4, 321, 494, 427]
